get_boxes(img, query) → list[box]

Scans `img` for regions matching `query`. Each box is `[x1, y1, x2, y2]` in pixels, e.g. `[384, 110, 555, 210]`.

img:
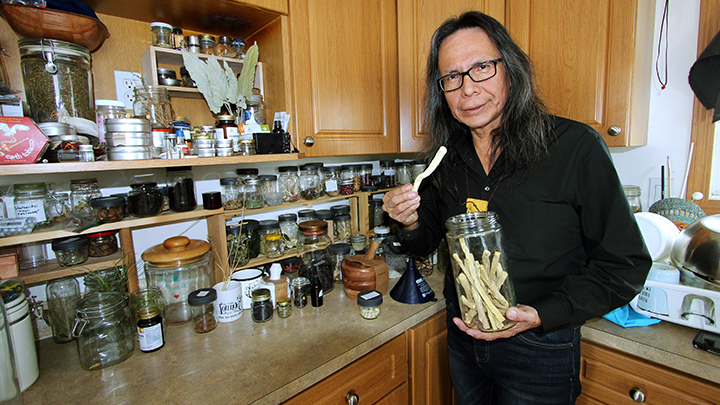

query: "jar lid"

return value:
[300, 165, 317, 172]
[78, 144, 93, 152]
[339, 180, 354, 185]
[52, 236, 89, 251]
[361, 164, 373, 169]
[13, 182, 46, 191]
[315, 209, 333, 220]
[239, 219, 260, 233]
[245, 178, 262, 185]
[258, 220, 279, 230]
[323, 165, 342, 172]
[259, 174, 277, 182]
[90, 196, 125, 208]
[298, 209, 315, 218]
[232, 38, 245, 45]
[278, 213, 297, 222]
[37, 122, 77, 136]
[236, 168, 259, 176]
[150, 22, 173, 30]
[220, 177, 239, 186]
[335, 213, 351, 221]
[379, 160, 395, 166]
[157, 68, 176, 75]
[173, 27, 183, 34]
[265, 234, 281, 241]
[141, 236, 211, 265]
[278, 166, 298, 173]
[299, 220, 327, 233]
[226, 224, 241, 236]
[131, 181, 158, 188]
[357, 290, 383, 307]
[290, 277, 310, 287]
[18, 38, 90, 57]
[306, 162, 324, 169]
[217, 36, 232, 45]
[188, 288, 216, 305]
[623, 185, 641, 196]
[166, 166, 192, 173]
[216, 114, 235, 121]
[252, 288, 271, 301]
[277, 298, 291, 307]
[70, 178, 98, 185]
[342, 164, 360, 170]
[138, 306, 160, 320]
[350, 233, 367, 242]
[330, 242, 352, 255]
[185, 36, 200, 45]
[374, 226, 390, 235]
[331, 205, 350, 215]
[361, 186, 378, 192]
[198, 34, 216, 42]
[86, 231, 117, 238]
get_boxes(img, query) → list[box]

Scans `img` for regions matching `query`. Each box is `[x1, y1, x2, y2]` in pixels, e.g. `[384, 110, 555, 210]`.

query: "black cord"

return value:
[656, 0, 669, 89]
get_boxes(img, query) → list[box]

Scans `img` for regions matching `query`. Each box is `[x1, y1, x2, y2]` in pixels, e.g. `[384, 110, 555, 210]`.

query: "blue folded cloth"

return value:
[602, 304, 661, 327]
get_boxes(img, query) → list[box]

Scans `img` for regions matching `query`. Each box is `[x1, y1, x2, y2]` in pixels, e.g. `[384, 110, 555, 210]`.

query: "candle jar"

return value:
[251, 288, 273, 323]
[278, 166, 300, 202]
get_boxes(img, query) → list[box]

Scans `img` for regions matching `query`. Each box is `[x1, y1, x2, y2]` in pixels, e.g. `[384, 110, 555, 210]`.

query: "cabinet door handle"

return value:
[629, 387, 646, 403]
[303, 136, 315, 146]
[345, 391, 359, 405]
[608, 125, 622, 136]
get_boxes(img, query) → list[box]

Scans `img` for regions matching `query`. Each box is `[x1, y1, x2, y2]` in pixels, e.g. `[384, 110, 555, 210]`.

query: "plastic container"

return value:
[166, 166, 197, 212]
[51, 237, 89, 267]
[150, 22, 173, 48]
[86, 231, 119, 257]
[279, 166, 300, 202]
[128, 182, 164, 217]
[90, 196, 125, 223]
[188, 288, 217, 333]
[357, 289, 383, 320]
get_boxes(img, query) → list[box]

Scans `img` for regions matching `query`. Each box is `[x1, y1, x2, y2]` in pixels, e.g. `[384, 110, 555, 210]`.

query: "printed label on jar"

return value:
[214, 128, 225, 140]
[325, 179, 338, 192]
[14, 201, 46, 222]
[138, 323, 164, 352]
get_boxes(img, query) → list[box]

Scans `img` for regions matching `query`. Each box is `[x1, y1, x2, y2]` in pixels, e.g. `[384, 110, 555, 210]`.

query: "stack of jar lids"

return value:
[195, 128, 215, 158]
[105, 118, 153, 160]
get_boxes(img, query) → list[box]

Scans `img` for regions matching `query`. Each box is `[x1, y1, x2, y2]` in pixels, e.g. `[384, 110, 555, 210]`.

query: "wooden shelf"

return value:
[20, 250, 123, 285]
[2, 153, 304, 176]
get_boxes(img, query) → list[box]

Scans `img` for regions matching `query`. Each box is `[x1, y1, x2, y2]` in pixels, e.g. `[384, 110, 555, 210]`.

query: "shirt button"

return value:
[484, 187, 490, 191]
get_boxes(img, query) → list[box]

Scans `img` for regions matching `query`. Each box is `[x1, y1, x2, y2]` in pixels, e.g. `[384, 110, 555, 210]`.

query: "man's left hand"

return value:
[453, 304, 542, 341]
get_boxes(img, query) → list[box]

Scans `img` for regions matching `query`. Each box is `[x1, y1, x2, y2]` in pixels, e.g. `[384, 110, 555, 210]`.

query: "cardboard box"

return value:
[0, 117, 50, 164]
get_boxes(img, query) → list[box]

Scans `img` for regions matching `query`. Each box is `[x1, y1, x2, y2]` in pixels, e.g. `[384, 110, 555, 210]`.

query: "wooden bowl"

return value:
[0, 4, 110, 52]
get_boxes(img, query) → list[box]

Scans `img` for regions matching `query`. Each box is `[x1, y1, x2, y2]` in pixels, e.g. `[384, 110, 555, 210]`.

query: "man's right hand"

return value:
[382, 183, 421, 231]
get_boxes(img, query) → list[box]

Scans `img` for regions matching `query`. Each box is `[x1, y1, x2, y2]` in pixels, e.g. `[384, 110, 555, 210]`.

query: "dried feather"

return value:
[237, 42, 259, 107]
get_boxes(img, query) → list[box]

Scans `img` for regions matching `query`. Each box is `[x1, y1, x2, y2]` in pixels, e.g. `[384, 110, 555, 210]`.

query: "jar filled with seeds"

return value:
[52, 236, 89, 267]
[341, 165, 361, 192]
[299, 165, 321, 200]
[90, 196, 125, 223]
[243, 178, 265, 209]
[334, 213, 352, 242]
[188, 288, 217, 333]
[339, 180, 354, 196]
[278, 213, 299, 251]
[298, 221, 334, 294]
[87, 231, 119, 257]
[278, 166, 300, 202]
[357, 290, 383, 320]
[70, 178, 102, 219]
[445, 212, 516, 332]
[359, 164, 373, 187]
[220, 178, 242, 210]
[322, 166, 342, 197]
[13, 182, 52, 227]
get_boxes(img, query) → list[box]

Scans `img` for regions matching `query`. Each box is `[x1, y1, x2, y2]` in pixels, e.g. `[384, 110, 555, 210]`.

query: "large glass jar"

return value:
[359, 164, 373, 188]
[278, 213, 299, 251]
[445, 212, 517, 332]
[299, 165, 321, 200]
[247, 93, 266, 126]
[380, 160, 396, 188]
[243, 178, 265, 209]
[46, 276, 80, 343]
[133, 85, 174, 129]
[128, 182, 164, 217]
[142, 237, 213, 324]
[278, 166, 300, 202]
[70, 178, 102, 219]
[73, 292, 134, 371]
[13, 182, 52, 227]
[166, 167, 197, 212]
[298, 221, 334, 294]
[18, 38, 94, 122]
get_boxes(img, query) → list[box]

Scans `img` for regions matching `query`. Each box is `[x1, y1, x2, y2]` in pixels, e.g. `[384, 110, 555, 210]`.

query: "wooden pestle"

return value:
[365, 240, 380, 260]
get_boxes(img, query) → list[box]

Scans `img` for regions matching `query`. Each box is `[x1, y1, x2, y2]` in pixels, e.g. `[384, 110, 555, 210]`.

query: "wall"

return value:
[611, 0, 702, 209]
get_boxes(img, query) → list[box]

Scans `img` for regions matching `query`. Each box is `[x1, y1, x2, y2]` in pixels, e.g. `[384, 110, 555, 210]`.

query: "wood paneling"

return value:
[408, 310, 455, 405]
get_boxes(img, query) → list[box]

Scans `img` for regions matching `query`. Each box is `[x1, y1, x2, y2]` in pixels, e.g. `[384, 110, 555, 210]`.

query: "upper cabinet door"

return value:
[397, 0, 506, 152]
[289, 0, 399, 157]
[505, 0, 654, 147]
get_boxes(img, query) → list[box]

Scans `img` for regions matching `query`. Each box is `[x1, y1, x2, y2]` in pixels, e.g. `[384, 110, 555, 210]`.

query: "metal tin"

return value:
[216, 147, 233, 157]
[197, 148, 215, 158]
[48, 134, 90, 144]
[107, 146, 153, 160]
[37, 122, 76, 137]
[156, 68, 176, 79]
[159, 78, 182, 86]
[104, 118, 152, 133]
[106, 132, 153, 147]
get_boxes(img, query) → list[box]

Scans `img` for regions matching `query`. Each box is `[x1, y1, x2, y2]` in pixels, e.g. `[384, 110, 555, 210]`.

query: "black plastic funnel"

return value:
[390, 257, 436, 304]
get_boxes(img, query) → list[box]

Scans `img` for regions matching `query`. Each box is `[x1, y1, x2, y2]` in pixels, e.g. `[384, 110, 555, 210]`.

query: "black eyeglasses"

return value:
[438, 58, 503, 92]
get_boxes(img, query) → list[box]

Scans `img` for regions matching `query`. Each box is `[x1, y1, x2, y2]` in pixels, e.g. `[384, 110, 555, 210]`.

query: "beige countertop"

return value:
[21, 270, 720, 404]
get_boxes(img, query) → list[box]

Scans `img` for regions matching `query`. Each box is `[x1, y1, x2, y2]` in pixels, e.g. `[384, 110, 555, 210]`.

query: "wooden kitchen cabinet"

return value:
[408, 309, 455, 405]
[578, 339, 720, 404]
[288, 0, 399, 156]
[505, 0, 655, 147]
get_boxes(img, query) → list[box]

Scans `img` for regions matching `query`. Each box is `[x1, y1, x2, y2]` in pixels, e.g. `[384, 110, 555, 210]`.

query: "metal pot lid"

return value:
[142, 236, 210, 264]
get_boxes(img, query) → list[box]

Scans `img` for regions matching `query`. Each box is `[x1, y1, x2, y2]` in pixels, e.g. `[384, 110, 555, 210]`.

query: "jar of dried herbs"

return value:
[225, 225, 250, 267]
[243, 178, 265, 209]
[220, 178, 242, 210]
[278, 213, 299, 250]
[90, 196, 125, 223]
[299, 165, 321, 200]
[258, 220, 281, 256]
[87, 231, 119, 258]
[240, 219, 261, 259]
[334, 213, 352, 242]
[128, 182, 164, 217]
[278, 166, 300, 202]
[51, 236, 89, 267]
[70, 178, 102, 219]
[322, 166, 342, 197]
[329, 242, 351, 284]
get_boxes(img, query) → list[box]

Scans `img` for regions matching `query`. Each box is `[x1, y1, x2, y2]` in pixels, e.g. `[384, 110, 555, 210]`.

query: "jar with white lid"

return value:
[150, 22, 173, 48]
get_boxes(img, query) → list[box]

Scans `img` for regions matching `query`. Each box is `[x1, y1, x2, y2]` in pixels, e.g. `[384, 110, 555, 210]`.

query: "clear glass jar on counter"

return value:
[188, 288, 217, 333]
[445, 211, 517, 332]
[298, 209, 316, 223]
[357, 289, 383, 320]
[133, 86, 174, 129]
[150, 22, 173, 48]
[220, 178, 242, 210]
[359, 164, 373, 188]
[238, 138, 256, 156]
[278, 213, 299, 251]
[334, 213, 352, 242]
[258, 220, 281, 256]
[290, 276, 310, 308]
[322, 166, 342, 197]
[342, 165, 362, 192]
[128, 182, 164, 217]
[73, 292, 134, 371]
[277, 298, 292, 318]
[166, 166, 197, 212]
[278, 166, 300, 202]
[90, 196, 125, 223]
[13, 182, 52, 227]
[52, 236, 89, 267]
[299, 165, 322, 200]
[380, 160, 396, 188]
[70, 178, 102, 219]
[198, 34, 216, 55]
[251, 288, 273, 323]
[87, 231, 118, 257]
[215, 36, 235, 57]
[623, 185, 642, 213]
[46, 276, 80, 343]
[396, 162, 412, 185]
[330, 242, 352, 284]
[298, 221, 334, 294]
[243, 178, 265, 209]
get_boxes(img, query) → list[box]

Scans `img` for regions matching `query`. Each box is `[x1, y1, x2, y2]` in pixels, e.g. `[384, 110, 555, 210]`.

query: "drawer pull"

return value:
[608, 125, 622, 136]
[303, 136, 315, 146]
[629, 387, 646, 403]
[345, 391, 359, 405]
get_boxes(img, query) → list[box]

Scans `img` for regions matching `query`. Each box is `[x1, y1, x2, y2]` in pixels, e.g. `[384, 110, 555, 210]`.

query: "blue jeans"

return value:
[447, 302, 582, 405]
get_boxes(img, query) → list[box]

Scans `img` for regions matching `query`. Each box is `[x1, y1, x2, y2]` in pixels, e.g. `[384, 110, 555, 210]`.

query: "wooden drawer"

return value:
[282, 333, 408, 405]
[579, 340, 720, 404]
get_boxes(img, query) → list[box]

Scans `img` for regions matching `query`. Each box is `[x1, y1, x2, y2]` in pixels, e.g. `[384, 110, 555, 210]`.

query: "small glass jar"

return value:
[188, 288, 217, 333]
[411, 162, 427, 183]
[73, 292, 134, 371]
[350, 234, 367, 253]
[264, 233, 283, 259]
[258, 220, 281, 255]
[623, 185, 642, 213]
[87, 231, 119, 257]
[133, 86, 174, 129]
[330, 242, 352, 284]
[322, 166, 342, 197]
[95, 99, 127, 144]
[236, 168, 259, 182]
[90, 196, 125, 223]
[128, 182, 164, 217]
[185, 35, 200, 53]
[298, 221, 334, 294]
[79, 144, 94, 162]
[52, 236, 89, 267]
[231, 38, 245, 58]
[259, 175, 278, 194]
[137, 306, 164, 353]
[166, 166, 197, 212]
[198, 34, 217, 55]
[13, 182, 52, 227]
[251, 288, 273, 323]
[298, 209, 317, 222]
[220, 178, 243, 210]
[48, 191, 71, 223]
[290, 277, 310, 308]
[373, 198, 386, 229]
[299, 165, 322, 200]
[238, 138, 256, 156]
[357, 289, 383, 320]
[341, 165, 362, 192]
[46, 276, 80, 343]
[277, 298, 292, 318]
[334, 213, 352, 242]
[247, 93, 267, 126]
[70, 178, 102, 219]
[339, 180, 354, 196]
[380, 160, 396, 188]
[359, 164, 373, 187]
[240, 219, 261, 259]
[215, 36, 235, 57]
[172, 27, 185, 50]
[278, 166, 300, 202]
[278, 213, 299, 251]
[150, 22, 173, 48]
[19, 241, 46, 269]
[243, 178, 265, 209]
[226, 225, 250, 267]
[396, 162, 412, 185]
[372, 226, 390, 257]
[281, 256, 302, 277]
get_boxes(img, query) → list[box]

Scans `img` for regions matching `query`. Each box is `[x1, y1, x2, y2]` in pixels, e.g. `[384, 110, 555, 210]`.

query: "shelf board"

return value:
[20, 250, 123, 285]
[2, 153, 305, 176]
[224, 193, 359, 218]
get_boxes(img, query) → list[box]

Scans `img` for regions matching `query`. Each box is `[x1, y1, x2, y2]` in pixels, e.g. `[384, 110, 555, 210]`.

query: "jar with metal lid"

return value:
[87, 231, 119, 257]
[215, 114, 239, 148]
[623, 185, 642, 213]
[70, 178, 102, 219]
[150, 22, 173, 48]
[321, 166, 341, 197]
[372, 226, 390, 257]
[18, 38, 94, 122]
[238, 138, 256, 156]
[334, 213, 352, 242]
[198, 34, 217, 55]
[379, 160, 396, 188]
[215, 36, 235, 57]
[166, 166, 197, 212]
[90, 196, 125, 223]
[220, 178, 242, 210]
[188, 288, 217, 333]
[357, 290, 383, 320]
[172, 27, 185, 50]
[185, 35, 200, 53]
[359, 164, 373, 187]
[133, 86, 174, 129]
[298, 221, 334, 294]
[258, 175, 278, 195]
[339, 180, 354, 196]
[231, 38, 245, 58]
[350, 234, 367, 254]
[73, 292, 134, 371]
[128, 182, 164, 217]
[137, 305, 164, 353]
[247, 93, 266, 125]
[396, 161, 412, 185]
[258, 220, 281, 256]
[251, 288, 273, 323]
[142, 236, 213, 324]
[46, 276, 80, 343]
[240, 219, 261, 259]
[290, 277, 310, 308]
[277, 298, 291, 318]
[278, 166, 300, 202]
[298, 209, 316, 222]
[243, 178, 265, 209]
[372, 198, 386, 229]
[331, 204, 351, 217]
[330, 243, 352, 284]
[445, 211, 517, 332]
[299, 165, 322, 200]
[13, 182, 52, 227]
[341, 165, 361, 192]
[278, 213, 299, 250]
[410, 162, 427, 183]
[264, 233, 283, 259]
[52, 236, 89, 267]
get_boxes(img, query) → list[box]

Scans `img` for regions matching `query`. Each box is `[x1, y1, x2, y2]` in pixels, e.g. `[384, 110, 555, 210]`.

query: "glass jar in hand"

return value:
[298, 221, 334, 294]
[166, 167, 197, 212]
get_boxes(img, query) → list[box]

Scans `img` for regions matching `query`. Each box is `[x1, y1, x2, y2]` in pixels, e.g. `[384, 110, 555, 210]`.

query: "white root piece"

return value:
[412, 146, 447, 192]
